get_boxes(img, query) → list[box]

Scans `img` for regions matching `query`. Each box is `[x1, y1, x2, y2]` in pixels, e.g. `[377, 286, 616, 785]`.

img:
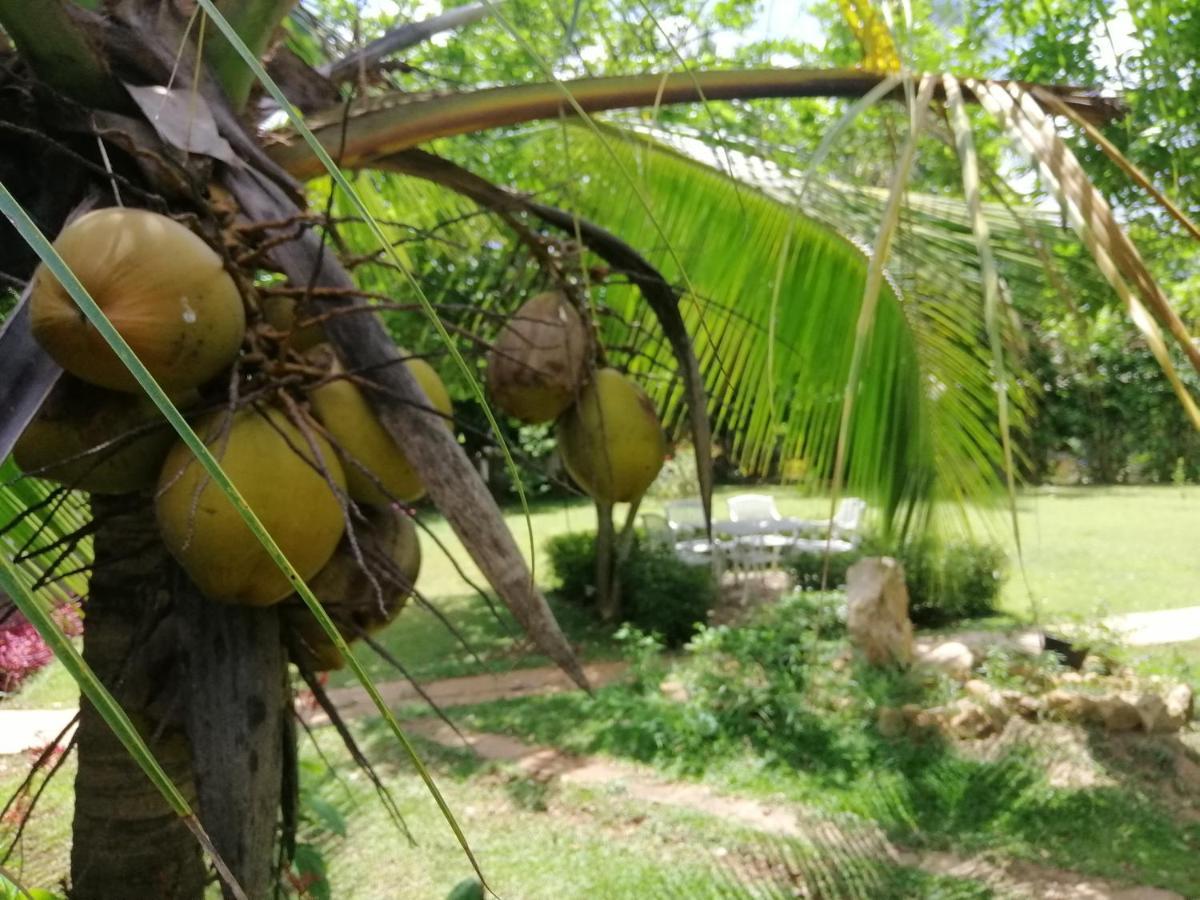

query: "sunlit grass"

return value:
[416, 483, 1200, 619]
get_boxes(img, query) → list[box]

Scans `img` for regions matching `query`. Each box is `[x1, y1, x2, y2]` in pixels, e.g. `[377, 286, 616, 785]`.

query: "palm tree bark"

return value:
[70, 496, 205, 900]
[71, 496, 290, 900]
[181, 583, 288, 900]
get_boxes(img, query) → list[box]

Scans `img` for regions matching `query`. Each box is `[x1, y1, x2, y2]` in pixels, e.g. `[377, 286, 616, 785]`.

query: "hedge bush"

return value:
[783, 536, 1006, 627]
[544, 531, 716, 647]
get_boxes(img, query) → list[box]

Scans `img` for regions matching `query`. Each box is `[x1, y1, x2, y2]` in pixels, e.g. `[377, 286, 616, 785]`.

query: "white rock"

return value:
[937, 699, 995, 740]
[1165, 683, 1193, 727]
[1096, 693, 1142, 732]
[918, 641, 975, 680]
[846, 557, 914, 668]
[1043, 689, 1096, 723]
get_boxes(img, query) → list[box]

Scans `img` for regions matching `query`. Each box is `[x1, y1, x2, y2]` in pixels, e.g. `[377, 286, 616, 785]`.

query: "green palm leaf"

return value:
[498, 123, 1007, 527]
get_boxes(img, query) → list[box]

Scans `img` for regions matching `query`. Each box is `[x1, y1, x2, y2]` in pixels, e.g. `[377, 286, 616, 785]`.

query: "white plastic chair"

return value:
[651, 506, 723, 576]
[832, 498, 867, 539]
[726, 493, 782, 524]
[640, 513, 673, 552]
[664, 498, 707, 537]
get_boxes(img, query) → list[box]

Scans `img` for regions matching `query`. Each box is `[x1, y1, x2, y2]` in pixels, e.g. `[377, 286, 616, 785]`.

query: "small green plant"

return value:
[544, 532, 716, 647]
[445, 879, 485, 900]
[282, 758, 349, 899]
[0, 874, 62, 900]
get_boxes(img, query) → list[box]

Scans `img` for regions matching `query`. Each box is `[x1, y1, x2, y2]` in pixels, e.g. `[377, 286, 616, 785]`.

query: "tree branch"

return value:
[268, 68, 1128, 179]
[321, 2, 489, 84]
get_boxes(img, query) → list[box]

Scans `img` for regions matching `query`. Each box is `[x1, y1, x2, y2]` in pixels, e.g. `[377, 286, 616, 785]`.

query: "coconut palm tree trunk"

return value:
[71, 495, 289, 900]
[70, 495, 205, 900]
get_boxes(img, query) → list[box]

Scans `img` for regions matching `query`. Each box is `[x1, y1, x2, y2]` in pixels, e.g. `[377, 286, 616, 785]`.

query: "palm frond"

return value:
[0, 460, 90, 606]
[511, 122, 1021, 528]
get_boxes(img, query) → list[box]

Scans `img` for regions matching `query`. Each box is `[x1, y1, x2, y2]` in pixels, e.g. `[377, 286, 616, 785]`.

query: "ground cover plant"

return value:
[457, 606, 1200, 896]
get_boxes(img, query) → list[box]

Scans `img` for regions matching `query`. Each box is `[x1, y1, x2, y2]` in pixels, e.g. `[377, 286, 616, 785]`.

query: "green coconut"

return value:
[29, 208, 245, 393]
[557, 368, 666, 504]
[13, 377, 184, 494]
[486, 291, 588, 423]
[308, 347, 452, 505]
[260, 294, 326, 351]
[284, 506, 421, 671]
[156, 406, 346, 606]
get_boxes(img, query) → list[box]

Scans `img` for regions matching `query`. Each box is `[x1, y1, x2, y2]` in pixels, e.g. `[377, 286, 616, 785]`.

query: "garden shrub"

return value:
[544, 531, 716, 647]
[0, 601, 82, 697]
[783, 535, 1006, 626]
[676, 596, 875, 772]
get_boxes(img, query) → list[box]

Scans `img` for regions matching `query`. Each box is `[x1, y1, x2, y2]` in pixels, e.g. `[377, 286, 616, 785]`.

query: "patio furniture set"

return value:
[642, 494, 866, 578]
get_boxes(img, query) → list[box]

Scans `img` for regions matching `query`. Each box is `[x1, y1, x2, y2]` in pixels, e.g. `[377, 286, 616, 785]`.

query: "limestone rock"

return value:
[1043, 689, 1096, 723]
[946, 699, 995, 739]
[1134, 693, 1172, 733]
[963, 679, 991, 699]
[917, 641, 975, 680]
[845, 557, 913, 668]
[1096, 693, 1142, 732]
[1165, 683, 1193, 728]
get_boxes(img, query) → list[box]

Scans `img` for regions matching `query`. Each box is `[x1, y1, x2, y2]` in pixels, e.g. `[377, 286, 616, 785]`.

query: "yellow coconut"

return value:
[557, 368, 665, 504]
[13, 378, 185, 494]
[284, 506, 421, 671]
[486, 291, 588, 423]
[260, 294, 326, 351]
[308, 348, 452, 505]
[29, 208, 245, 393]
[156, 406, 346, 606]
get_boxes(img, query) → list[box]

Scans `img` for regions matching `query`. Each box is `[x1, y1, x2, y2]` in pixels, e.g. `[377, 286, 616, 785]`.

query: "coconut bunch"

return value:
[16, 206, 444, 669]
[485, 290, 666, 506]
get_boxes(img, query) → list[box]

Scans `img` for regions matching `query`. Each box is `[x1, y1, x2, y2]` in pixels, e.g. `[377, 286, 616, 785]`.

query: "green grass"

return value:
[985, 485, 1200, 619]
[306, 723, 997, 899]
[417, 484, 1200, 619]
[1121, 639, 1200, 687]
[0, 725, 994, 899]
[1, 651, 80, 710]
[327, 591, 618, 687]
[454, 638, 1200, 897]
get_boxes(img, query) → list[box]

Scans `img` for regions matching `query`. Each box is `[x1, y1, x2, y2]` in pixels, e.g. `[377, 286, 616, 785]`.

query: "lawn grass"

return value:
[326, 591, 618, 688]
[1121, 639, 1200, 688]
[0, 726, 994, 899]
[6, 484, 1195, 709]
[303, 724, 997, 899]
[1, 656, 80, 710]
[416, 484, 1200, 619]
[453, 626, 1200, 899]
[983, 485, 1200, 619]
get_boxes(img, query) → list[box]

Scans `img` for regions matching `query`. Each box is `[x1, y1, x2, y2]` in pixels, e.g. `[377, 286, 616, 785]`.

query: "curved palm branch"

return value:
[326, 129, 992, 529]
